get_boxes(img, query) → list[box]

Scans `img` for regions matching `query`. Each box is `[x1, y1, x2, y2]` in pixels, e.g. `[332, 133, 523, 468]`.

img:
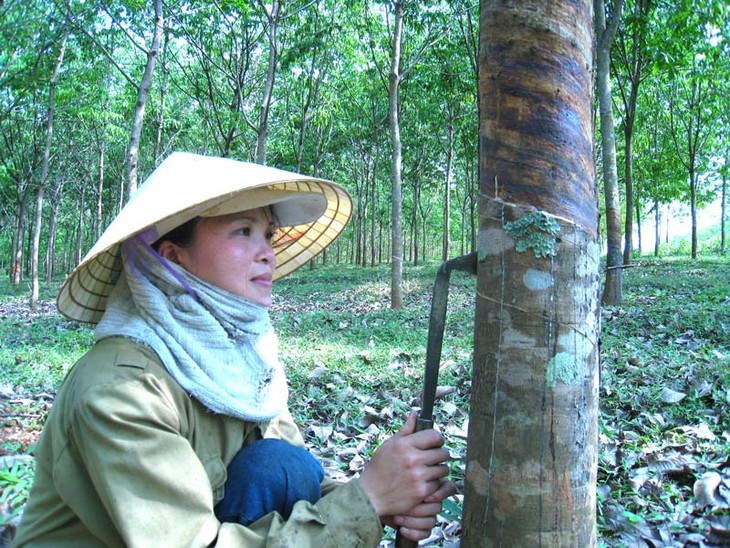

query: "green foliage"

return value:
[0, 315, 92, 390]
[274, 261, 475, 421]
[0, 457, 35, 526]
[1, 257, 729, 543]
[0, 0, 483, 279]
[0, 279, 93, 390]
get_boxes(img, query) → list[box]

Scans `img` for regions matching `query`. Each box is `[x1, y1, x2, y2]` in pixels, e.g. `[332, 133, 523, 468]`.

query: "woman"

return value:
[14, 152, 455, 547]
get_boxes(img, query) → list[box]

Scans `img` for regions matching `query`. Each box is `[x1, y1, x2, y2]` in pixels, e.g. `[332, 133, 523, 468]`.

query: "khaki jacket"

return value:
[14, 337, 382, 547]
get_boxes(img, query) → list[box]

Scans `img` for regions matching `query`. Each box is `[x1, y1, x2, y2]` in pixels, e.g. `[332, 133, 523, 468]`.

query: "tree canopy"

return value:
[0, 0, 727, 296]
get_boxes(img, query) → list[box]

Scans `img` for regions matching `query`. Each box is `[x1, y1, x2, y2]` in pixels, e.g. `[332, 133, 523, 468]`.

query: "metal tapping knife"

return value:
[395, 252, 477, 548]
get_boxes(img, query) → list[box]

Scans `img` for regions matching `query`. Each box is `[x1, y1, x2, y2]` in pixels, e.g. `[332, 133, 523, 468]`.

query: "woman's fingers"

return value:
[423, 479, 458, 503]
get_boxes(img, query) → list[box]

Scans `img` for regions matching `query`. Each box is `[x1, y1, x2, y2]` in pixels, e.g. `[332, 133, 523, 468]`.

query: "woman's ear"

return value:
[157, 241, 182, 265]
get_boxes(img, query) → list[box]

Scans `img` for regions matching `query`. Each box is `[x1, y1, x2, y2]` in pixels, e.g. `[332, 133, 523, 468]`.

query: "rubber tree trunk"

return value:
[125, 0, 163, 199]
[721, 168, 727, 255]
[255, 0, 281, 166]
[389, 0, 405, 309]
[595, 0, 624, 305]
[442, 104, 454, 261]
[31, 31, 68, 309]
[462, 1, 600, 546]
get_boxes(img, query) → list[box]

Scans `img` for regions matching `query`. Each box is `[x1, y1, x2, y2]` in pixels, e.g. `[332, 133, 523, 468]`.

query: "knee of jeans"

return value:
[229, 438, 324, 485]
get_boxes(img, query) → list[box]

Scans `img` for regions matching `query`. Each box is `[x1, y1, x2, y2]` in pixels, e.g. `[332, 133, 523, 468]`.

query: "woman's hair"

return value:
[151, 217, 200, 251]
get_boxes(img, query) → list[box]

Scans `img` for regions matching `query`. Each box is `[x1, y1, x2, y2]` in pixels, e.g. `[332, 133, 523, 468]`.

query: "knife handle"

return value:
[394, 416, 435, 548]
[413, 416, 434, 433]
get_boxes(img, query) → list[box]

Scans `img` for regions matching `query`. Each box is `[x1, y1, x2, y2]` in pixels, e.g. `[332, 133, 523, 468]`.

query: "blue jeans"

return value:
[214, 438, 325, 525]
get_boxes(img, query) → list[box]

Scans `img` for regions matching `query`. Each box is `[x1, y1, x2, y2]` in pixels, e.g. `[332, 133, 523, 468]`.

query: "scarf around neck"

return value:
[95, 236, 288, 422]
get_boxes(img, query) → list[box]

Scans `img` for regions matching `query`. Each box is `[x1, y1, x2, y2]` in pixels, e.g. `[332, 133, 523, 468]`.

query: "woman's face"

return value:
[158, 207, 276, 307]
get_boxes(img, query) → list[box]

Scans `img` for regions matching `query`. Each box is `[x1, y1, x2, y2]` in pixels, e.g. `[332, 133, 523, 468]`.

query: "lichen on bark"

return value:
[504, 210, 561, 258]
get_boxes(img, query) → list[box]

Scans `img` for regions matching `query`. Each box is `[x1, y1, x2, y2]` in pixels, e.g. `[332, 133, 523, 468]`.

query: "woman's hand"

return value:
[358, 412, 455, 525]
[380, 479, 458, 541]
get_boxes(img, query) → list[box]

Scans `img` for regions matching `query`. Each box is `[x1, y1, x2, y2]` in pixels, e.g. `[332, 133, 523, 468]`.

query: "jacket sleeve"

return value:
[70, 373, 383, 548]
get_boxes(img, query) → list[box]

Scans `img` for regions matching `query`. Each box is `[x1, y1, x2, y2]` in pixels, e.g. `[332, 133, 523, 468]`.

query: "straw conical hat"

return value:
[57, 152, 352, 323]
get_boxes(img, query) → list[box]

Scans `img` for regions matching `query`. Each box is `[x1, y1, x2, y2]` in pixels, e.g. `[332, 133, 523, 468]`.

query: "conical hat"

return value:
[57, 152, 352, 323]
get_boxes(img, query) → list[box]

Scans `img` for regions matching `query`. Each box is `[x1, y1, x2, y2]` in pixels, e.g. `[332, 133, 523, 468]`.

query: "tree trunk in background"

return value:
[615, 0, 652, 265]
[412, 178, 420, 265]
[370, 151, 380, 267]
[45, 175, 64, 282]
[654, 198, 661, 256]
[469, 159, 477, 253]
[623, 138, 635, 261]
[722, 168, 727, 255]
[154, 29, 170, 165]
[97, 76, 111, 240]
[596, 0, 624, 305]
[155, 30, 170, 167]
[463, 0, 599, 545]
[255, 0, 281, 165]
[389, 0, 405, 309]
[690, 168, 698, 259]
[30, 189, 44, 306]
[442, 104, 454, 261]
[31, 31, 68, 309]
[635, 200, 642, 253]
[125, 0, 163, 199]
[355, 175, 364, 266]
[11, 195, 26, 285]
[75, 184, 86, 267]
[667, 56, 716, 261]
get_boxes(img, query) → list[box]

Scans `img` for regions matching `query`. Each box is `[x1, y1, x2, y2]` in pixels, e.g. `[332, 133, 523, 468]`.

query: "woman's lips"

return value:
[251, 274, 273, 287]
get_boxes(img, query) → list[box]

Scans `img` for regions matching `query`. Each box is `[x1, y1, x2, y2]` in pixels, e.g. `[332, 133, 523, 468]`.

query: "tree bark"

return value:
[595, 0, 624, 305]
[389, 0, 405, 308]
[722, 168, 727, 255]
[10, 189, 27, 285]
[668, 68, 713, 260]
[442, 105, 454, 261]
[615, 0, 652, 265]
[30, 187, 44, 307]
[370, 149, 380, 268]
[623, 135, 635, 261]
[635, 199, 642, 253]
[97, 76, 111, 240]
[654, 198, 661, 256]
[255, 0, 281, 165]
[463, 1, 599, 545]
[154, 28, 170, 165]
[690, 168, 698, 259]
[31, 31, 68, 308]
[75, 184, 86, 267]
[45, 175, 64, 282]
[125, 0, 163, 199]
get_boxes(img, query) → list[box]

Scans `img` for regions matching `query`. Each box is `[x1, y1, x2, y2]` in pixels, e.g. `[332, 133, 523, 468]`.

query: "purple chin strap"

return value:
[123, 225, 201, 302]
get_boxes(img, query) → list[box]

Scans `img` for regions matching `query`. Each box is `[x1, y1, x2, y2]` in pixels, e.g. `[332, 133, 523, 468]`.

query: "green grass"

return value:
[0, 316, 93, 390]
[1, 255, 728, 543]
[0, 457, 35, 527]
[597, 256, 730, 546]
[273, 260, 475, 416]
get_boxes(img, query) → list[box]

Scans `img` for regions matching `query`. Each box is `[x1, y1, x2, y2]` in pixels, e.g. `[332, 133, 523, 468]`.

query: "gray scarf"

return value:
[95, 236, 288, 422]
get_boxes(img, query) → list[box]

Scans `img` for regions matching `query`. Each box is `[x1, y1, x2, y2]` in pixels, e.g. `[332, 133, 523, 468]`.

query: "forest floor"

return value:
[1, 257, 729, 546]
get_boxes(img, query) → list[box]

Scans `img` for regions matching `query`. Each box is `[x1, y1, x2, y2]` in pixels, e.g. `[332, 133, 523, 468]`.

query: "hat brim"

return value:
[57, 153, 352, 323]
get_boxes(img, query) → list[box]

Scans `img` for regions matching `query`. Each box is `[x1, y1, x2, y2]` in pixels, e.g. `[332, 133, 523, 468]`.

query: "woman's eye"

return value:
[238, 226, 251, 236]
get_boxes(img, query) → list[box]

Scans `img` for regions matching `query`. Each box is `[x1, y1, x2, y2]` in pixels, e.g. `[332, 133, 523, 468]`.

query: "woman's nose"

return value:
[258, 240, 276, 265]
